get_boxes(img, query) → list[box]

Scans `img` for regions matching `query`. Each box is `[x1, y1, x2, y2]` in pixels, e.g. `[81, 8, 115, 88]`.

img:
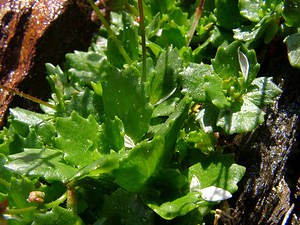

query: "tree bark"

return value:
[0, 0, 98, 126]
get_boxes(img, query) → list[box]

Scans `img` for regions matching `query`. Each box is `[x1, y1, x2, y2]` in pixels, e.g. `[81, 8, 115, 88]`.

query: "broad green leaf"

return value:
[215, 0, 243, 30]
[5, 148, 77, 182]
[64, 89, 104, 122]
[65, 51, 105, 85]
[9, 108, 56, 148]
[97, 189, 154, 225]
[102, 65, 153, 142]
[212, 41, 260, 87]
[188, 153, 245, 193]
[155, 24, 186, 49]
[181, 63, 211, 102]
[239, 0, 265, 22]
[33, 206, 84, 225]
[284, 32, 300, 68]
[147, 192, 204, 220]
[55, 112, 101, 168]
[233, 14, 280, 46]
[115, 137, 165, 192]
[245, 77, 282, 107]
[204, 73, 230, 109]
[71, 152, 120, 180]
[149, 48, 182, 104]
[283, 0, 300, 27]
[239, 0, 282, 22]
[217, 99, 265, 134]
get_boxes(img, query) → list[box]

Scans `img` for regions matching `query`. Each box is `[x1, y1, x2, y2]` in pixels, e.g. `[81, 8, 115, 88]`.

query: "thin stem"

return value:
[88, 0, 131, 65]
[0, 84, 55, 110]
[44, 192, 67, 209]
[138, 0, 146, 81]
[186, 0, 205, 46]
[5, 206, 37, 215]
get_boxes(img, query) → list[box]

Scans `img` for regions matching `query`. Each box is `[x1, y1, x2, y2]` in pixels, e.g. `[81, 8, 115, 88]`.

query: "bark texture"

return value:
[0, 0, 98, 126]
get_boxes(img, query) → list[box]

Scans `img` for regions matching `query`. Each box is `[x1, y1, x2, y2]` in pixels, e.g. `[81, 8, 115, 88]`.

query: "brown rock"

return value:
[0, 0, 98, 126]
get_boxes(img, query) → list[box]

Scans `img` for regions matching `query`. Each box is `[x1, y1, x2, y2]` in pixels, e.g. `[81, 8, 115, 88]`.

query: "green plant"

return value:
[0, 0, 289, 224]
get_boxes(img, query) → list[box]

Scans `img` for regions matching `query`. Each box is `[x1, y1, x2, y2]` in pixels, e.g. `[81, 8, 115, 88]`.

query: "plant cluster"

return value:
[1, 0, 298, 224]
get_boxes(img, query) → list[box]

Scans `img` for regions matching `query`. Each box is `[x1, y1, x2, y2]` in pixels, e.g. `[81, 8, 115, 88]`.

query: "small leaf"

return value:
[147, 192, 203, 220]
[181, 63, 212, 102]
[283, 0, 300, 27]
[238, 47, 249, 83]
[284, 32, 300, 69]
[102, 65, 153, 142]
[55, 112, 101, 168]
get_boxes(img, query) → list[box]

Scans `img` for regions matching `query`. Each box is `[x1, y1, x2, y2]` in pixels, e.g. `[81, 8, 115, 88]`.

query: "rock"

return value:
[0, 0, 98, 126]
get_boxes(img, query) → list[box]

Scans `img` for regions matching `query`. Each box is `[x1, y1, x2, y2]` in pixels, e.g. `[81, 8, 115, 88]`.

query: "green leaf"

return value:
[181, 63, 211, 102]
[144, 0, 176, 14]
[65, 51, 105, 86]
[204, 73, 230, 109]
[106, 11, 139, 68]
[7, 177, 36, 223]
[215, 0, 243, 30]
[217, 99, 265, 134]
[102, 65, 153, 142]
[115, 137, 165, 192]
[33, 206, 84, 225]
[147, 192, 204, 220]
[283, 0, 300, 27]
[239, 0, 282, 22]
[284, 32, 300, 68]
[5, 148, 77, 182]
[9, 108, 56, 148]
[149, 48, 182, 104]
[152, 97, 180, 118]
[97, 188, 154, 225]
[245, 77, 282, 107]
[212, 41, 260, 87]
[55, 112, 101, 168]
[188, 153, 245, 193]
[71, 152, 120, 180]
[233, 14, 280, 46]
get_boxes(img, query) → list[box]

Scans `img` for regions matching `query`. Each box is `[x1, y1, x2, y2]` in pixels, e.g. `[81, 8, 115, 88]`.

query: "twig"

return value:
[187, 0, 205, 46]
[0, 84, 55, 109]
[138, 0, 146, 81]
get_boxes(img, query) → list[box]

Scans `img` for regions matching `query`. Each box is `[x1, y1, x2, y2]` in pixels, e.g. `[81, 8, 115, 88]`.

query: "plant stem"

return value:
[44, 192, 67, 209]
[138, 0, 146, 81]
[0, 84, 55, 109]
[88, 0, 131, 65]
[186, 0, 205, 46]
[5, 206, 36, 215]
